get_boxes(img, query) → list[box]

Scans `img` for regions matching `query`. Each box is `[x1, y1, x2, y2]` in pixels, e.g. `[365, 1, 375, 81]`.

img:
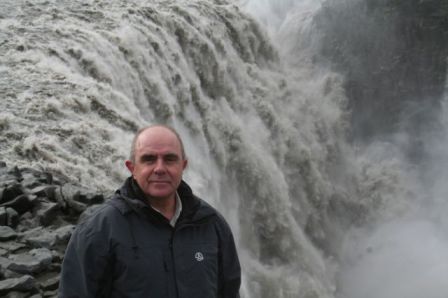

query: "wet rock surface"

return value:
[0, 162, 107, 297]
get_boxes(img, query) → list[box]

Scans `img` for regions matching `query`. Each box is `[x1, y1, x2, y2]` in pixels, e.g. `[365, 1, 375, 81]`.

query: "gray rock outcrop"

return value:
[0, 162, 108, 297]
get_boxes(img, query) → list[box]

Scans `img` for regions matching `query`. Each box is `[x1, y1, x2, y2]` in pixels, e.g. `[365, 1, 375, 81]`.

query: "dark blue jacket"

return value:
[58, 178, 241, 298]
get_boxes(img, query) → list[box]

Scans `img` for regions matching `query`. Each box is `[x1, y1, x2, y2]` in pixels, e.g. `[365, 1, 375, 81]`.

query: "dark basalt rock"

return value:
[0, 275, 36, 294]
[7, 248, 53, 275]
[6, 208, 19, 229]
[0, 163, 106, 297]
[29, 186, 57, 202]
[0, 208, 7, 226]
[1, 183, 25, 204]
[34, 201, 59, 227]
[0, 226, 17, 241]
[1, 195, 33, 215]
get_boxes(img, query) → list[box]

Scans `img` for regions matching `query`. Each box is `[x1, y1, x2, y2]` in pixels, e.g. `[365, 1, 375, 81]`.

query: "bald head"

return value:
[129, 125, 186, 163]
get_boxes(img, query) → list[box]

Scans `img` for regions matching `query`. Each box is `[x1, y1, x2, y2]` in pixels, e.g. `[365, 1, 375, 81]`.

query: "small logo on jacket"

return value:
[195, 252, 204, 262]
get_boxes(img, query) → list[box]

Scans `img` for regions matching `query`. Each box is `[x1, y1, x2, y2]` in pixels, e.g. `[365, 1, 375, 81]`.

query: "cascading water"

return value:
[1, 0, 447, 297]
[283, 0, 448, 297]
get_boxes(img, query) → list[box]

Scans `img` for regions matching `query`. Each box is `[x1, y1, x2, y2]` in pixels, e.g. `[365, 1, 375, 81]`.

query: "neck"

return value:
[148, 195, 176, 220]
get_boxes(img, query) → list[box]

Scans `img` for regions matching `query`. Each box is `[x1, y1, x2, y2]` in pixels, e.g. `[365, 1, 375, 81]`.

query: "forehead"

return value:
[135, 127, 182, 154]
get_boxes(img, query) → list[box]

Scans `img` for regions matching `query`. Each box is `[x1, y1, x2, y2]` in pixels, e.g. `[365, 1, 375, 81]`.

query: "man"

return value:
[58, 125, 241, 298]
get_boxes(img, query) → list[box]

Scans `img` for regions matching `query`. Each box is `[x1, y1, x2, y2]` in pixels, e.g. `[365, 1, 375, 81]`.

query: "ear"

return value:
[125, 160, 135, 174]
[182, 159, 188, 170]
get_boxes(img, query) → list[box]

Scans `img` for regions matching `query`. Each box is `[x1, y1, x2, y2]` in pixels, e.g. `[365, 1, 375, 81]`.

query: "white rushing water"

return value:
[1, 0, 448, 297]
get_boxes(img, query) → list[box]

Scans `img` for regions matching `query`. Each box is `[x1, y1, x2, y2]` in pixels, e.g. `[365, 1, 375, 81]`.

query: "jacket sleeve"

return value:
[215, 215, 241, 298]
[58, 214, 113, 298]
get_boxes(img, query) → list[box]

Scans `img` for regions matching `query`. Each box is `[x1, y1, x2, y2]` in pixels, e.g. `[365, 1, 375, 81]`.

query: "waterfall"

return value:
[2, 0, 447, 297]
[259, 0, 448, 297]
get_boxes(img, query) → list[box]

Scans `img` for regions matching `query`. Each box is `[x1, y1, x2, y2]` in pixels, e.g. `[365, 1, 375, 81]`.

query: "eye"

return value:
[141, 155, 157, 163]
[164, 154, 179, 163]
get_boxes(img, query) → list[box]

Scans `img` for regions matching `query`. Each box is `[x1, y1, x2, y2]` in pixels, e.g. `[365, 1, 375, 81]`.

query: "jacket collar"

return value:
[109, 177, 215, 224]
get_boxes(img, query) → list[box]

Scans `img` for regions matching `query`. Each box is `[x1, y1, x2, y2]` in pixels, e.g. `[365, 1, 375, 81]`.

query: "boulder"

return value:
[1, 195, 33, 215]
[7, 248, 53, 274]
[0, 275, 36, 293]
[0, 226, 17, 241]
[35, 201, 59, 227]
[6, 208, 19, 228]
[1, 184, 24, 204]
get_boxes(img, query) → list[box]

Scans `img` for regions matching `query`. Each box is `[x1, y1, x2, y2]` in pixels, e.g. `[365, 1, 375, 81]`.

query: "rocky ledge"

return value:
[0, 162, 109, 298]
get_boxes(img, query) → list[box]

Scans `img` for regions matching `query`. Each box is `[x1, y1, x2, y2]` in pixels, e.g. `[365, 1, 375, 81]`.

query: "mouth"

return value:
[149, 181, 170, 184]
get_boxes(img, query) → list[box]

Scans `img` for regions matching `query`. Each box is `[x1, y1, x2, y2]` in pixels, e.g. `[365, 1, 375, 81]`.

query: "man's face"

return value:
[125, 127, 187, 202]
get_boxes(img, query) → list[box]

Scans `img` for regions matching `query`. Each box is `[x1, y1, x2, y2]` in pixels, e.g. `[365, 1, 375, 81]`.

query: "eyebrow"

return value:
[139, 154, 156, 161]
[139, 152, 181, 161]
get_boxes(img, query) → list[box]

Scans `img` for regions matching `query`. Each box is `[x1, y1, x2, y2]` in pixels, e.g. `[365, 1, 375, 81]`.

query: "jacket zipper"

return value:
[169, 228, 180, 298]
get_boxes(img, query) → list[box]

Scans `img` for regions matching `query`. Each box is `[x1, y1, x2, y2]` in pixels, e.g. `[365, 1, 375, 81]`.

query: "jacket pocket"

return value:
[174, 242, 219, 297]
[113, 244, 169, 297]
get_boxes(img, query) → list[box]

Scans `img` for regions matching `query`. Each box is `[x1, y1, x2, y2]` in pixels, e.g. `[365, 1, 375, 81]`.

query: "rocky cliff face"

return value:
[0, 162, 106, 297]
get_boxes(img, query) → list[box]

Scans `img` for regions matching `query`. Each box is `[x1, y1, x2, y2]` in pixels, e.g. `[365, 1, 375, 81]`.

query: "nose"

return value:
[153, 158, 166, 175]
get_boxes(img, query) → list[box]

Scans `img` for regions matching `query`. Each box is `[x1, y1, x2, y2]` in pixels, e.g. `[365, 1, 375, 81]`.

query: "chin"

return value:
[147, 190, 173, 199]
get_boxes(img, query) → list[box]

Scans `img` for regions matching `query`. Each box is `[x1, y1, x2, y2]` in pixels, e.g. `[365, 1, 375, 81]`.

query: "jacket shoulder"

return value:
[75, 196, 128, 236]
[196, 198, 235, 235]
